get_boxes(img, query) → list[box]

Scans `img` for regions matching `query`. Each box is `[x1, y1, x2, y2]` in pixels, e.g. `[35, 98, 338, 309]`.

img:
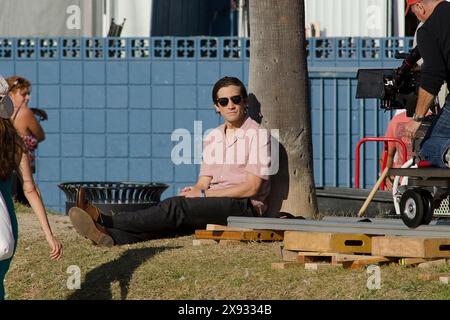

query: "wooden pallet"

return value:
[271, 261, 344, 270]
[273, 249, 394, 270]
[297, 251, 393, 269]
[284, 231, 372, 254]
[195, 229, 283, 241]
[372, 236, 450, 258]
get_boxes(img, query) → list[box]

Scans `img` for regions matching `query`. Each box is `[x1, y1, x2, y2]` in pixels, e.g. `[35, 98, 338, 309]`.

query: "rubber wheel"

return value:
[420, 190, 434, 225]
[400, 189, 425, 229]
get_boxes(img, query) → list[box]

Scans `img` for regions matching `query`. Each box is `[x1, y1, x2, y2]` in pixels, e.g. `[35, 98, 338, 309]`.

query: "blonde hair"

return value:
[6, 76, 31, 94]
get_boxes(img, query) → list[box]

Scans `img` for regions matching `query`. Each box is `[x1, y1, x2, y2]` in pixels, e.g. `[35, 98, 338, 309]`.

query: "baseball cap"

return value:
[405, 0, 421, 16]
[0, 75, 14, 119]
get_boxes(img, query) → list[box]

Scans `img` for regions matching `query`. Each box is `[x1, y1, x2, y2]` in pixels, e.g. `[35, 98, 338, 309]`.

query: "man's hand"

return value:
[384, 175, 394, 191]
[404, 120, 421, 139]
[178, 186, 202, 198]
[178, 186, 192, 196]
[405, 87, 436, 139]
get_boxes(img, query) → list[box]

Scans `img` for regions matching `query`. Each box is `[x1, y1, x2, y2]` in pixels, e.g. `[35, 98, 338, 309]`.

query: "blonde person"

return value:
[7, 76, 45, 172]
[0, 76, 62, 300]
[6, 76, 45, 205]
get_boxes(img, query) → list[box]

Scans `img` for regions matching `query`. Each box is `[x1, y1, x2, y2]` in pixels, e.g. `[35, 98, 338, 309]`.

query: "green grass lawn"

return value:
[4, 210, 450, 300]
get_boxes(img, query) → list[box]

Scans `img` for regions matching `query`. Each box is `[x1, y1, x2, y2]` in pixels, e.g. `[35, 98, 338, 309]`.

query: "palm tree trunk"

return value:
[248, 0, 318, 217]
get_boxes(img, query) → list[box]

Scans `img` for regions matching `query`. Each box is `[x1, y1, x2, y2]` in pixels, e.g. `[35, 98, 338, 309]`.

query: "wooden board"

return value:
[305, 263, 343, 270]
[195, 230, 284, 241]
[417, 259, 447, 269]
[295, 251, 392, 269]
[372, 236, 450, 258]
[297, 252, 335, 264]
[280, 248, 301, 262]
[440, 277, 449, 284]
[418, 272, 450, 281]
[342, 256, 394, 269]
[398, 258, 428, 266]
[284, 231, 372, 254]
[206, 224, 252, 231]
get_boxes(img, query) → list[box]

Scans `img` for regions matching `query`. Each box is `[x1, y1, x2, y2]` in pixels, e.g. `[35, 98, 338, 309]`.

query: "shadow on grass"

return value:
[67, 246, 180, 300]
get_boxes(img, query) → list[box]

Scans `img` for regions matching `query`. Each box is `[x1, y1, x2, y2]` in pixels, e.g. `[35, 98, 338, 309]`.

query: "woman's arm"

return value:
[19, 153, 62, 260]
[17, 108, 45, 142]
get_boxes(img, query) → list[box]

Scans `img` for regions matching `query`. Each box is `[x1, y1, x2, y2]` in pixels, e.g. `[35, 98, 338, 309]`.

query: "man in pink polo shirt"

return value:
[69, 77, 273, 246]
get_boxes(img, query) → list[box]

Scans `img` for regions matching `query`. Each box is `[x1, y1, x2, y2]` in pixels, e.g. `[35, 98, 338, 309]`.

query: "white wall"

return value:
[103, 0, 151, 37]
[0, 0, 417, 38]
[0, 0, 153, 37]
[305, 0, 394, 37]
[0, 0, 102, 37]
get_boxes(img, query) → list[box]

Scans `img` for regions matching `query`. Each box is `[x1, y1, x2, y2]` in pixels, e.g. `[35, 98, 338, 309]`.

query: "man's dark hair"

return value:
[212, 76, 248, 103]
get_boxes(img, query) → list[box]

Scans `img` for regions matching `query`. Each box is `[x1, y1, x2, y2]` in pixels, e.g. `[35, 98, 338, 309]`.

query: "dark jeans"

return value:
[420, 96, 450, 168]
[103, 196, 257, 245]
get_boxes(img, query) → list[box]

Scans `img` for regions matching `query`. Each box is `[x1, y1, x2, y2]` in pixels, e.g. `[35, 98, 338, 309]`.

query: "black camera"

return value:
[356, 47, 421, 117]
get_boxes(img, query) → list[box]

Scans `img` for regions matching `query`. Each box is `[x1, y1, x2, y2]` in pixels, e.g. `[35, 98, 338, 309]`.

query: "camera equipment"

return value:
[355, 47, 422, 116]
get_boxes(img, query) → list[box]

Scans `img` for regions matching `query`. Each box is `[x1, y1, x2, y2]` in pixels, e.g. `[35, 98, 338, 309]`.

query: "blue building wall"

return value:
[0, 36, 414, 213]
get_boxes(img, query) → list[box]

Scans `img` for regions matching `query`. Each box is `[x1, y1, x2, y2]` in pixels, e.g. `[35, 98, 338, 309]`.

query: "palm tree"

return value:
[248, 0, 318, 217]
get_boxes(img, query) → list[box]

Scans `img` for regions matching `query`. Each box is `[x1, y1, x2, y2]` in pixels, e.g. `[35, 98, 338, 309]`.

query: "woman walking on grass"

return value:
[0, 76, 62, 300]
[6, 76, 47, 206]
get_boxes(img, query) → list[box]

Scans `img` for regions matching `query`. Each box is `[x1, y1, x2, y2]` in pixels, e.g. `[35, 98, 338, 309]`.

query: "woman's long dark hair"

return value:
[0, 118, 24, 180]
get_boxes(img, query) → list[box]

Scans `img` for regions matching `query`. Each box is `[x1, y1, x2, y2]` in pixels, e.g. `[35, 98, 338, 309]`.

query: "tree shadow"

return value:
[247, 93, 263, 124]
[67, 246, 180, 300]
[264, 140, 290, 217]
[248, 93, 290, 217]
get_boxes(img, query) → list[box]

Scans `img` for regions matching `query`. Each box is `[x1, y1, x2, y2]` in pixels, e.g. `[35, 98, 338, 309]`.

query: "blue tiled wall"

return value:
[0, 37, 413, 213]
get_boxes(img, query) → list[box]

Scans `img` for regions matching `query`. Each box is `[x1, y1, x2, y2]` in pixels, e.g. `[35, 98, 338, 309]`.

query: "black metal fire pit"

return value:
[58, 181, 169, 215]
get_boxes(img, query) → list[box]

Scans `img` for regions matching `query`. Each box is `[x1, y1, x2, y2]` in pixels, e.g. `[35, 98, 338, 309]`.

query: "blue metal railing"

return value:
[0, 36, 409, 212]
[1, 36, 414, 62]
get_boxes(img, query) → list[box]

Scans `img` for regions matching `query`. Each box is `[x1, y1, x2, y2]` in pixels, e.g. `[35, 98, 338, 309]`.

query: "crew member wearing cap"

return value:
[405, 0, 424, 15]
[405, 0, 450, 168]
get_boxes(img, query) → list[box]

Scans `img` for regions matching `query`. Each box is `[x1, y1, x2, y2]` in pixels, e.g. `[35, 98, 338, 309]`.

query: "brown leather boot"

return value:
[69, 207, 114, 247]
[76, 187, 102, 223]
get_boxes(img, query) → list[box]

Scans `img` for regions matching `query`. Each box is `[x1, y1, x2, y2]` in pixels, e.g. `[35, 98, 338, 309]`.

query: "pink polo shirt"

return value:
[199, 116, 272, 215]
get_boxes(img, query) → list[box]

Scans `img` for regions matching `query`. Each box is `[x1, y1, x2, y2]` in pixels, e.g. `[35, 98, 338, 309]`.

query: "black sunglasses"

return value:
[216, 95, 242, 107]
